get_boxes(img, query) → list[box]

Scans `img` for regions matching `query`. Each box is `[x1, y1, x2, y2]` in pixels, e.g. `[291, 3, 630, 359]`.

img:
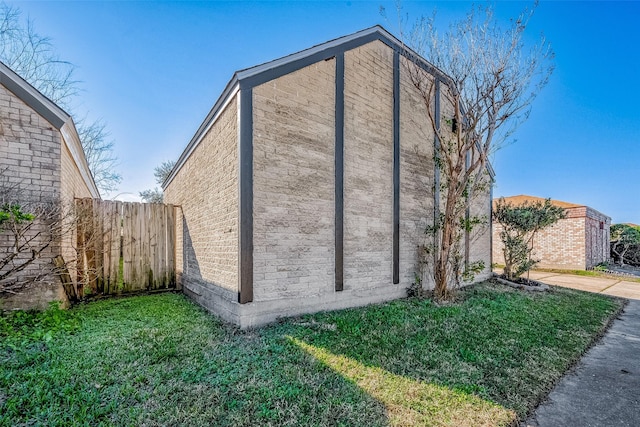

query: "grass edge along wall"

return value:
[163, 26, 494, 329]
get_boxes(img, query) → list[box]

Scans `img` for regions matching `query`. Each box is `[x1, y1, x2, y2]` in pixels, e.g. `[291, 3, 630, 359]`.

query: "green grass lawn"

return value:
[0, 282, 625, 426]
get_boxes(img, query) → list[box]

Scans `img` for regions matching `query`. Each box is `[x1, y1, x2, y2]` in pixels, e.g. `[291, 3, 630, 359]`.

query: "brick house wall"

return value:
[164, 27, 494, 328]
[0, 62, 98, 310]
[492, 197, 611, 271]
[398, 56, 435, 287]
[585, 207, 611, 269]
[343, 41, 394, 293]
[0, 84, 63, 309]
[163, 95, 240, 323]
[468, 172, 493, 278]
[252, 59, 336, 302]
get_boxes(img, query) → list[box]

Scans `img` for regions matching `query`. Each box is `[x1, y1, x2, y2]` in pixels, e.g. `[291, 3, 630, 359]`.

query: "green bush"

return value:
[493, 198, 565, 281]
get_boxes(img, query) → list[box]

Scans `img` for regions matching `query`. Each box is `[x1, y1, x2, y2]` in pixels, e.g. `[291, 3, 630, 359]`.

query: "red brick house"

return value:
[492, 195, 611, 270]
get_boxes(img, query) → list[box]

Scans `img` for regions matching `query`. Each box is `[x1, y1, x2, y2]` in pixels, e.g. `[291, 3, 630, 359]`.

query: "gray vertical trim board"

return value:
[489, 184, 494, 268]
[464, 151, 471, 269]
[434, 79, 441, 226]
[239, 86, 254, 304]
[392, 51, 400, 284]
[335, 53, 345, 292]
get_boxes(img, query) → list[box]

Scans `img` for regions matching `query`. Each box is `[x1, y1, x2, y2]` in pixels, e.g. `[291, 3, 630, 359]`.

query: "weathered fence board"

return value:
[75, 199, 176, 297]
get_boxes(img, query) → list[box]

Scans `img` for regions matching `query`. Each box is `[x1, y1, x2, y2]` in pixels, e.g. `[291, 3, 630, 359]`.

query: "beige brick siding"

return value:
[0, 84, 61, 200]
[59, 138, 94, 288]
[344, 41, 394, 290]
[468, 170, 492, 279]
[0, 83, 65, 309]
[492, 204, 611, 271]
[252, 59, 336, 302]
[398, 57, 435, 287]
[164, 95, 239, 299]
[60, 140, 93, 201]
[168, 37, 495, 328]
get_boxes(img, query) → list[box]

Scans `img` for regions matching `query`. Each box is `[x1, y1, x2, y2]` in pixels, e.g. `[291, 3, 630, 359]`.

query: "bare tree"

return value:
[154, 160, 175, 184]
[0, 168, 71, 296]
[400, 3, 554, 300]
[0, 167, 113, 300]
[139, 160, 175, 203]
[0, 3, 76, 108]
[0, 2, 121, 193]
[76, 119, 121, 193]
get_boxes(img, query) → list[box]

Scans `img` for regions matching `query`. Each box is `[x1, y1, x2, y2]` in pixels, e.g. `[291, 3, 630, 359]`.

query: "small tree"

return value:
[139, 160, 175, 203]
[610, 224, 640, 266]
[397, 3, 554, 300]
[493, 198, 565, 282]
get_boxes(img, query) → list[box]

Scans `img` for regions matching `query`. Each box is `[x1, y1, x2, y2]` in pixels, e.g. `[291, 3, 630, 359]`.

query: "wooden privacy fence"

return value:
[75, 198, 176, 297]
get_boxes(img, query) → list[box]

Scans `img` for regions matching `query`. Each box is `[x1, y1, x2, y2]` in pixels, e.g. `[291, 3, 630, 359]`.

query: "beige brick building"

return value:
[0, 61, 99, 309]
[492, 195, 611, 271]
[164, 26, 494, 328]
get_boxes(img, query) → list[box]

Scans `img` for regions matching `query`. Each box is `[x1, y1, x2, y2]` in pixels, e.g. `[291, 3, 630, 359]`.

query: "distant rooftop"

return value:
[493, 195, 584, 209]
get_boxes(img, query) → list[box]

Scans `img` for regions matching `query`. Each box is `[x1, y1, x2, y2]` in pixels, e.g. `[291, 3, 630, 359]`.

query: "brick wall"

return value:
[0, 83, 64, 309]
[244, 40, 492, 326]
[252, 59, 336, 302]
[493, 203, 611, 271]
[468, 170, 493, 280]
[343, 41, 394, 290]
[163, 95, 239, 312]
[585, 207, 611, 269]
[493, 208, 587, 270]
[398, 57, 435, 287]
[167, 37, 494, 327]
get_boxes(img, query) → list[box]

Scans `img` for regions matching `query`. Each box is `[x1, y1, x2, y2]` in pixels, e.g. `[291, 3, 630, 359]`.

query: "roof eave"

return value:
[162, 76, 240, 189]
[164, 25, 496, 188]
[0, 61, 70, 129]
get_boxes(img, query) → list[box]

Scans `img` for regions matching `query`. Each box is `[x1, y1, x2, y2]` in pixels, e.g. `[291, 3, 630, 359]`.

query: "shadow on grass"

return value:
[289, 336, 516, 426]
[280, 283, 623, 419]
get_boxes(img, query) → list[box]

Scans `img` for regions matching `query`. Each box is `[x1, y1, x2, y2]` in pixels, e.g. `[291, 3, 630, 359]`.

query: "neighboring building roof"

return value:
[0, 61, 99, 198]
[493, 195, 584, 209]
[164, 25, 496, 188]
[493, 195, 611, 221]
[623, 223, 640, 228]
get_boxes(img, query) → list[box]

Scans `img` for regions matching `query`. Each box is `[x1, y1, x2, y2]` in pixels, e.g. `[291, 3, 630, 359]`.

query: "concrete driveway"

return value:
[522, 271, 640, 300]
[517, 271, 640, 426]
[524, 300, 640, 427]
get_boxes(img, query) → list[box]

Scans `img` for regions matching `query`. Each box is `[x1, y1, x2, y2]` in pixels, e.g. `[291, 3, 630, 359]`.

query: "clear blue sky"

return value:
[10, 1, 640, 223]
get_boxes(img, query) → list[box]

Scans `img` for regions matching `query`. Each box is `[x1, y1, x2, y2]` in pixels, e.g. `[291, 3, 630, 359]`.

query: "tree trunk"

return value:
[434, 185, 458, 301]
